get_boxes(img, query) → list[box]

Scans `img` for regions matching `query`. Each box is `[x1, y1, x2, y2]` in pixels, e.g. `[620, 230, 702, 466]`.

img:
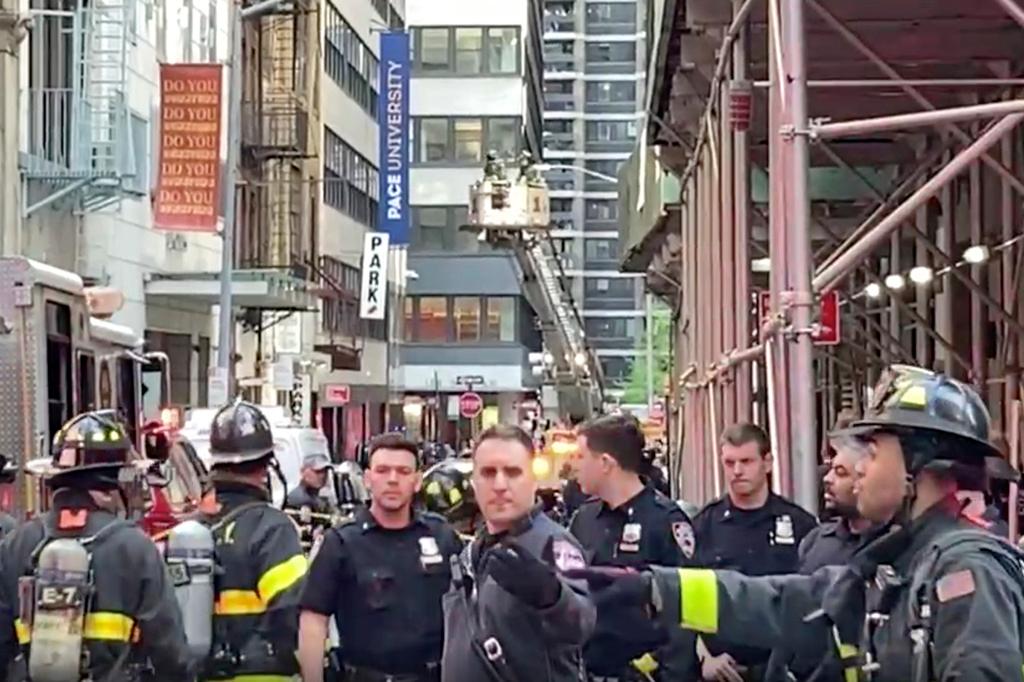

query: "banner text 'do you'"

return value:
[154, 64, 224, 232]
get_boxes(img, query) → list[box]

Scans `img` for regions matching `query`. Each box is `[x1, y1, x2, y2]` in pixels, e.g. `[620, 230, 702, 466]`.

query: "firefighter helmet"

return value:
[421, 458, 477, 524]
[26, 412, 136, 483]
[207, 400, 275, 467]
[833, 364, 999, 471]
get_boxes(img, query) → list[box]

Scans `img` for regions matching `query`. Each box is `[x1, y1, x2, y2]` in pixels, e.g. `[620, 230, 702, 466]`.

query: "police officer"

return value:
[286, 453, 335, 515]
[569, 365, 1024, 681]
[0, 456, 19, 537]
[199, 400, 307, 681]
[442, 424, 596, 682]
[691, 422, 816, 681]
[569, 414, 698, 681]
[0, 411, 191, 680]
[297, 433, 462, 682]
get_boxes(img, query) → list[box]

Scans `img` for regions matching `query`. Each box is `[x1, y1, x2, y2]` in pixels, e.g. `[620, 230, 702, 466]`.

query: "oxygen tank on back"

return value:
[26, 538, 90, 682]
[165, 520, 215, 660]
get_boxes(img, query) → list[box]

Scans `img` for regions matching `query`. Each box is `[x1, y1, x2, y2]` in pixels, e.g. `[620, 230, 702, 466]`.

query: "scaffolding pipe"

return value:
[755, 78, 1024, 88]
[733, 0, 752, 421]
[708, 385, 722, 498]
[992, 0, 1024, 29]
[808, 0, 1024, 200]
[810, 100, 1024, 140]
[764, 338, 783, 496]
[1009, 399, 1021, 542]
[813, 114, 1024, 292]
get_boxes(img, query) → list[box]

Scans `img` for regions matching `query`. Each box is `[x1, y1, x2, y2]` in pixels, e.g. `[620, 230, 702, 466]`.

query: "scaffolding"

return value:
[638, 0, 1024, 508]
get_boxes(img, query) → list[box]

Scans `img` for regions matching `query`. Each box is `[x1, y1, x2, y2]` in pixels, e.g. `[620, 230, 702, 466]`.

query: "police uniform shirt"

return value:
[570, 485, 697, 677]
[286, 484, 333, 515]
[300, 506, 462, 674]
[692, 492, 816, 667]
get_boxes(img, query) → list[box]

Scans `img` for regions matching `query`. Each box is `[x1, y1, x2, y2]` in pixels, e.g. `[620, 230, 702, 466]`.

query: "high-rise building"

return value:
[541, 0, 647, 400]
[399, 0, 547, 444]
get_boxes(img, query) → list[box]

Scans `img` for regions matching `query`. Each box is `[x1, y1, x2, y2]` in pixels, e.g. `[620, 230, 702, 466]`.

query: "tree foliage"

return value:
[622, 307, 672, 404]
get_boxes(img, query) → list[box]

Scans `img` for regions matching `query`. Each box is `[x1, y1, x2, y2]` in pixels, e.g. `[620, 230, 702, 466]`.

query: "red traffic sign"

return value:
[459, 392, 484, 419]
[323, 384, 351, 405]
[758, 290, 841, 346]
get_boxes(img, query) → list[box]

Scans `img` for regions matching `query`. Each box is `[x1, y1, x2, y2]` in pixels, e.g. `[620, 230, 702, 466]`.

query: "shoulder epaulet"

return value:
[695, 495, 726, 517]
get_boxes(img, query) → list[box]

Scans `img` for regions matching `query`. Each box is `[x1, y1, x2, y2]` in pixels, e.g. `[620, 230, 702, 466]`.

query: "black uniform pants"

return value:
[344, 664, 440, 682]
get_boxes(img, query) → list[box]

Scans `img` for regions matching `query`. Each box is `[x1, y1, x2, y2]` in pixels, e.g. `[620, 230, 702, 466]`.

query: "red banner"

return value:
[154, 64, 223, 232]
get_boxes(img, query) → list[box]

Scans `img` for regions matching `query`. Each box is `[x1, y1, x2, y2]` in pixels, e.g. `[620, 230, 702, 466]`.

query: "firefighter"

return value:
[567, 365, 1024, 681]
[0, 411, 191, 681]
[197, 400, 307, 681]
[420, 457, 480, 537]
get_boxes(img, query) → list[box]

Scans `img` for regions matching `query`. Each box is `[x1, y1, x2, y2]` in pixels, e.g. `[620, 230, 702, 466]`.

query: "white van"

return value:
[180, 406, 332, 507]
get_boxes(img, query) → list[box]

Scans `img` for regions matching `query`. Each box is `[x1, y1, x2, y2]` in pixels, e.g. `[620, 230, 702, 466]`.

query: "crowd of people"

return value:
[0, 363, 1021, 681]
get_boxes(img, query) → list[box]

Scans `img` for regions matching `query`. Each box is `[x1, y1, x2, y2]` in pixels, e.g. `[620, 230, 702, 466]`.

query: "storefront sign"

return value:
[323, 384, 351, 405]
[359, 232, 390, 320]
[378, 31, 410, 244]
[154, 64, 223, 232]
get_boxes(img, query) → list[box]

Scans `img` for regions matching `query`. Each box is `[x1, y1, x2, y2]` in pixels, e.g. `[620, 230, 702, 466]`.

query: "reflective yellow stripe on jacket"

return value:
[676, 568, 719, 634]
[216, 554, 308, 616]
[14, 612, 137, 644]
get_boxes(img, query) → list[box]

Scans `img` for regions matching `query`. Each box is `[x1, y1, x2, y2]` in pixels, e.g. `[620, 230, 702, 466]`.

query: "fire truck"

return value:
[0, 256, 205, 519]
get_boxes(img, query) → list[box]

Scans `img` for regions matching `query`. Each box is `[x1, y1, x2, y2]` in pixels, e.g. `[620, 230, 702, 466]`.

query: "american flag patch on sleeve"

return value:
[935, 569, 976, 603]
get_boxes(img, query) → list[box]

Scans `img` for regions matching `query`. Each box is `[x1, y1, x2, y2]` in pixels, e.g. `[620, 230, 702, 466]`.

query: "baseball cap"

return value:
[303, 453, 332, 470]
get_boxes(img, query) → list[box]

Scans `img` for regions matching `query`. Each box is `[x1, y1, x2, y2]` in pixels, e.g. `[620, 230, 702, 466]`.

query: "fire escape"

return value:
[21, 0, 140, 216]
[234, 0, 320, 337]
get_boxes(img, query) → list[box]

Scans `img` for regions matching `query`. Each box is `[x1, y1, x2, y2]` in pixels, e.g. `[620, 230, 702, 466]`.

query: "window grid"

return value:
[324, 3, 380, 117]
[411, 26, 521, 76]
[412, 116, 522, 165]
[324, 126, 380, 229]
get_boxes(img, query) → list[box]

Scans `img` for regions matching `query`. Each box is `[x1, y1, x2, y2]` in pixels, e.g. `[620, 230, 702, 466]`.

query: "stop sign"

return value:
[459, 392, 484, 418]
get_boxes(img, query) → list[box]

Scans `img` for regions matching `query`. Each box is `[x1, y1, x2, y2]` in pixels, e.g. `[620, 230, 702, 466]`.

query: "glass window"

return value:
[453, 297, 481, 341]
[586, 120, 636, 142]
[420, 118, 449, 162]
[550, 198, 573, 213]
[454, 118, 483, 162]
[585, 42, 635, 63]
[486, 27, 518, 73]
[585, 239, 616, 259]
[487, 118, 519, 158]
[455, 28, 483, 73]
[403, 297, 415, 341]
[545, 119, 573, 135]
[418, 297, 449, 342]
[585, 159, 622, 180]
[585, 81, 636, 103]
[420, 28, 450, 71]
[452, 205, 479, 252]
[416, 207, 448, 250]
[586, 3, 635, 25]
[585, 317, 635, 338]
[485, 297, 516, 341]
[585, 199, 618, 220]
[585, 277, 634, 297]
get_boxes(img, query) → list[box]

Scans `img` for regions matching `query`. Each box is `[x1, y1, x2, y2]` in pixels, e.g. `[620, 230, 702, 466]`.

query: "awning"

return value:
[145, 269, 319, 311]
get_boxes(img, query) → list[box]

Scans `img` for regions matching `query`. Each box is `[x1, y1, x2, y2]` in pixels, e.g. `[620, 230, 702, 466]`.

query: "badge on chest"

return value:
[771, 514, 795, 546]
[619, 522, 643, 553]
[419, 536, 443, 568]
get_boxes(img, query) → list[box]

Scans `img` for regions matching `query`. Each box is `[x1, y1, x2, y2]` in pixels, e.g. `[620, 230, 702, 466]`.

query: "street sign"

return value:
[457, 375, 485, 386]
[757, 290, 841, 346]
[459, 391, 484, 419]
[323, 384, 351, 405]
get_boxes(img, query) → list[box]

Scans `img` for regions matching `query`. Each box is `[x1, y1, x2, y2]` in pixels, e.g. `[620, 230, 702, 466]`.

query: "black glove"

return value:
[563, 566, 655, 613]
[484, 540, 562, 609]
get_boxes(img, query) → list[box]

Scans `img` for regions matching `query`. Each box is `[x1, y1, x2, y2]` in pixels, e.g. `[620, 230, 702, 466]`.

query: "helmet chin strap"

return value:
[265, 456, 288, 509]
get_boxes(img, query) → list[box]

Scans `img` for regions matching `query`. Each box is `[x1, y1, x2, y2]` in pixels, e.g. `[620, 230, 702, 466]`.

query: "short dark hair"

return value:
[474, 424, 535, 456]
[368, 433, 420, 467]
[720, 423, 771, 456]
[578, 414, 645, 473]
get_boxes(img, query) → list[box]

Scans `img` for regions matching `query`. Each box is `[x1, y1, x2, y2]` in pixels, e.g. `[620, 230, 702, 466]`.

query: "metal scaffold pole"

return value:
[0, 6, 27, 256]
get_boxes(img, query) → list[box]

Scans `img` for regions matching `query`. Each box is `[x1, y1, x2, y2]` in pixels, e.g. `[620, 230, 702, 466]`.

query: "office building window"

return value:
[585, 120, 637, 142]
[413, 117, 522, 164]
[418, 297, 449, 342]
[585, 317, 636, 339]
[453, 297, 481, 341]
[324, 3, 379, 116]
[585, 277, 634, 297]
[413, 205, 477, 251]
[586, 199, 618, 220]
[412, 26, 520, 75]
[600, 356, 634, 385]
[545, 80, 573, 95]
[585, 41, 635, 64]
[417, 206, 448, 250]
[485, 297, 516, 341]
[454, 118, 483, 161]
[585, 159, 623, 180]
[403, 298, 415, 341]
[455, 28, 483, 74]
[420, 28, 451, 72]
[323, 126, 379, 228]
[545, 119, 574, 135]
[586, 3, 635, 28]
[585, 239, 617, 260]
[585, 81, 636, 103]
[550, 198, 573, 213]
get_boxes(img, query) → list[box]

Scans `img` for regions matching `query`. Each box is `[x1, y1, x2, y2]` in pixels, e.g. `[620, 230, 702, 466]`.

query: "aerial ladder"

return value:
[465, 154, 603, 418]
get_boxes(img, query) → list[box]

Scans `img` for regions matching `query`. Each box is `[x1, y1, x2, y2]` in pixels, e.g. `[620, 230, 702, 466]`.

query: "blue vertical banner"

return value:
[378, 31, 411, 245]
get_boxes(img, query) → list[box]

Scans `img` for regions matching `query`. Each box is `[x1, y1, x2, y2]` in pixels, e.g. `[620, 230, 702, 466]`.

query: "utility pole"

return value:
[215, 0, 284, 402]
[0, 5, 28, 256]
